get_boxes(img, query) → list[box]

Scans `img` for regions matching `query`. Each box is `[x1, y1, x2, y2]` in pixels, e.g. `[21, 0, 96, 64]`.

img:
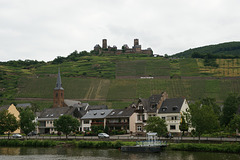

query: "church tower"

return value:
[53, 68, 65, 108]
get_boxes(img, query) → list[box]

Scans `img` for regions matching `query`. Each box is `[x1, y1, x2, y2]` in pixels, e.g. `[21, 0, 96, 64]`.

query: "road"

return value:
[1, 135, 240, 142]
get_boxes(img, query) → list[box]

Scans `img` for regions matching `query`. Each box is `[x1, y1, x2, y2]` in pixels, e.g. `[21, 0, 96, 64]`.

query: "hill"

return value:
[1, 54, 240, 110]
[173, 41, 240, 58]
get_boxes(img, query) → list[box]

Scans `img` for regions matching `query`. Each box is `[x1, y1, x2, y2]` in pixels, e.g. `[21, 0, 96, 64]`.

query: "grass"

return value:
[169, 142, 240, 153]
[73, 140, 136, 149]
[0, 139, 58, 147]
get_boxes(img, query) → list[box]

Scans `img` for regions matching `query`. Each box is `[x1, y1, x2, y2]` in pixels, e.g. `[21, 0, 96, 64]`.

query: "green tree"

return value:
[19, 108, 36, 138]
[190, 102, 220, 142]
[179, 114, 188, 136]
[221, 93, 240, 127]
[200, 97, 221, 119]
[0, 110, 19, 139]
[228, 114, 240, 135]
[145, 117, 167, 136]
[54, 115, 80, 139]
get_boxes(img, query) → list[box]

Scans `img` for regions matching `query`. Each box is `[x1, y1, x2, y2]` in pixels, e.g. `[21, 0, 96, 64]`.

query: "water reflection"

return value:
[0, 147, 239, 160]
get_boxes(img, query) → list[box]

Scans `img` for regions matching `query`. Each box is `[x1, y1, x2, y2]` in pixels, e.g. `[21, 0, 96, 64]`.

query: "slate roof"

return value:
[0, 105, 10, 111]
[106, 107, 135, 119]
[38, 107, 77, 119]
[88, 105, 108, 110]
[81, 109, 113, 120]
[137, 94, 162, 113]
[64, 99, 82, 107]
[16, 103, 32, 109]
[158, 98, 185, 113]
[54, 68, 64, 90]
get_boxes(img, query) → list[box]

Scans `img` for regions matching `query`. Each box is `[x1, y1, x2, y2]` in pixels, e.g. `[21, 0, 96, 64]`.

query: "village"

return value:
[1, 69, 191, 138]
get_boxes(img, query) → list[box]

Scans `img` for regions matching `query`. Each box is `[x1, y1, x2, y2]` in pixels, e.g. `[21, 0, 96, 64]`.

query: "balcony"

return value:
[91, 122, 104, 126]
[106, 122, 128, 127]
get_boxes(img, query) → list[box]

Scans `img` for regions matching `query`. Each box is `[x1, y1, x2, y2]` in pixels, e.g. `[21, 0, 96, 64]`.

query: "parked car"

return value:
[12, 134, 22, 138]
[27, 131, 37, 136]
[98, 133, 109, 138]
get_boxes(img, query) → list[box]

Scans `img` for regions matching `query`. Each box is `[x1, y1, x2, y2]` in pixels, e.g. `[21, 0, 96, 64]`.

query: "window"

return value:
[137, 126, 142, 131]
[142, 115, 145, 121]
[162, 117, 166, 120]
[56, 93, 58, 97]
[170, 125, 176, 130]
[84, 120, 89, 124]
[137, 115, 141, 121]
[171, 116, 177, 120]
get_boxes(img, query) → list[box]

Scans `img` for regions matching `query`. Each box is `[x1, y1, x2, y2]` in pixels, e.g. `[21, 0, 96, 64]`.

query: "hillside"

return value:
[1, 55, 240, 110]
[173, 41, 240, 58]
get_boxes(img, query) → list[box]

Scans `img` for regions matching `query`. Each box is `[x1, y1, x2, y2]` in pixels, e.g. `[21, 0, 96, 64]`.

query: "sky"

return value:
[1, 0, 240, 62]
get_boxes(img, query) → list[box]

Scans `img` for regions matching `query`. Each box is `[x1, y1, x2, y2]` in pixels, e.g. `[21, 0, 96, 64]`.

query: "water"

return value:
[0, 147, 239, 160]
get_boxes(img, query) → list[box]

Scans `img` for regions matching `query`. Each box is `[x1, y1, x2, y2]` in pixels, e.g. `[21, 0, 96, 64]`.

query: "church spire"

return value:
[53, 68, 65, 107]
[55, 68, 64, 90]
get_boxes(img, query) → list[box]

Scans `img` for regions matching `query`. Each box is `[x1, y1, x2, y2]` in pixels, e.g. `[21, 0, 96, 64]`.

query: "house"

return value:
[37, 106, 82, 134]
[129, 92, 168, 135]
[0, 104, 21, 133]
[81, 109, 113, 132]
[105, 108, 135, 133]
[158, 98, 190, 134]
[128, 92, 190, 135]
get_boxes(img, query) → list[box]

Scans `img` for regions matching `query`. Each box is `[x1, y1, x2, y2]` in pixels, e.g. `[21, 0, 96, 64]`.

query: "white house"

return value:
[158, 98, 190, 133]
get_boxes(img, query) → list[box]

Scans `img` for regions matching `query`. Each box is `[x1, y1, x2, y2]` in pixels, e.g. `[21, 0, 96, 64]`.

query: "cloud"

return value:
[0, 0, 240, 61]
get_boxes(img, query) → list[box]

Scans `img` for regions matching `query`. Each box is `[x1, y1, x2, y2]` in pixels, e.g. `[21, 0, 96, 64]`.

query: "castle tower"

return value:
[53, 68, 65, 108]
[134, 39, 139, 46]
[102, 39, 107, 49]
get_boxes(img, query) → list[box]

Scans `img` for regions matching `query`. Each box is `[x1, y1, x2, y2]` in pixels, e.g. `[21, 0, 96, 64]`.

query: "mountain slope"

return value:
[173, 41, 240, 58]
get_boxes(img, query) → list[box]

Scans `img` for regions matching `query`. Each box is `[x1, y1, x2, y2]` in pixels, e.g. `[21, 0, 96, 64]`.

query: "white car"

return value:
[98, 133, 109, 138]
[12, 134, 22, 138]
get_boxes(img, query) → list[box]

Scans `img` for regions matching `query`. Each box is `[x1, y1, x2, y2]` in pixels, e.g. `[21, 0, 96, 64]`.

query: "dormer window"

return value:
[162, 106, 167, 112]
[172, 106, 178, 111]
[101, 112, 105, 115]
[118, 111, 123, 115]
[94, 112, 97, 115]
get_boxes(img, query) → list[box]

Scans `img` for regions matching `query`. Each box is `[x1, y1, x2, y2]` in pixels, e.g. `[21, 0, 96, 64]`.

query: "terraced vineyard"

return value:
[197, 59, 240, 77]
[1, 56, 240, 110]
[16, 77, 240, 108]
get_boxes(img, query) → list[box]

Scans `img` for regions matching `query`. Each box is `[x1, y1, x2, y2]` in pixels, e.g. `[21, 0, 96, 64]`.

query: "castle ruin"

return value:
[93, 39, 153, 56]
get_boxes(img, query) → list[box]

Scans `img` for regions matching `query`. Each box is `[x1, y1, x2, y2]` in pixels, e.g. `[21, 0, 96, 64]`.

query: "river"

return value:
[0, 147, 239, 160]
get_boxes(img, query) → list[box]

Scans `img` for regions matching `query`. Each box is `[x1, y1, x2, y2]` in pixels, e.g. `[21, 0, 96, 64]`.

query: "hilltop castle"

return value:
[93, 39, 153, 56]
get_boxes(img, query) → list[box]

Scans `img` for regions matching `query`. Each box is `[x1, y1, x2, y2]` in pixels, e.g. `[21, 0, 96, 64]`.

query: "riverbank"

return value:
[169, 142, 240, 153]
[1, 139, 240, 153]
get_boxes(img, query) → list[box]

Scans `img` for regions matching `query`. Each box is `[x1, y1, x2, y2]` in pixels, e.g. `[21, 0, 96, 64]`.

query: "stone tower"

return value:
[53, 68, 64, 108]
[102, 39, 107, 49]
[134, 39, 139, 46]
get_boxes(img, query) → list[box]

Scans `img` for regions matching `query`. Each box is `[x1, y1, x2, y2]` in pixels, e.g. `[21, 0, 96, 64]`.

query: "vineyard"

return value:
[1, 56, 240, 110]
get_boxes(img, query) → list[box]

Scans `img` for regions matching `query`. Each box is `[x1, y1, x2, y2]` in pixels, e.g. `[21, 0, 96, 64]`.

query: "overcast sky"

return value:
[1, 0, 240, 62]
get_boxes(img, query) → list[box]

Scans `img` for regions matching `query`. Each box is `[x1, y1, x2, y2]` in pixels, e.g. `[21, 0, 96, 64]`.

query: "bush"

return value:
[0, 140, 58, 147]
[169, 143, 240, 153]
